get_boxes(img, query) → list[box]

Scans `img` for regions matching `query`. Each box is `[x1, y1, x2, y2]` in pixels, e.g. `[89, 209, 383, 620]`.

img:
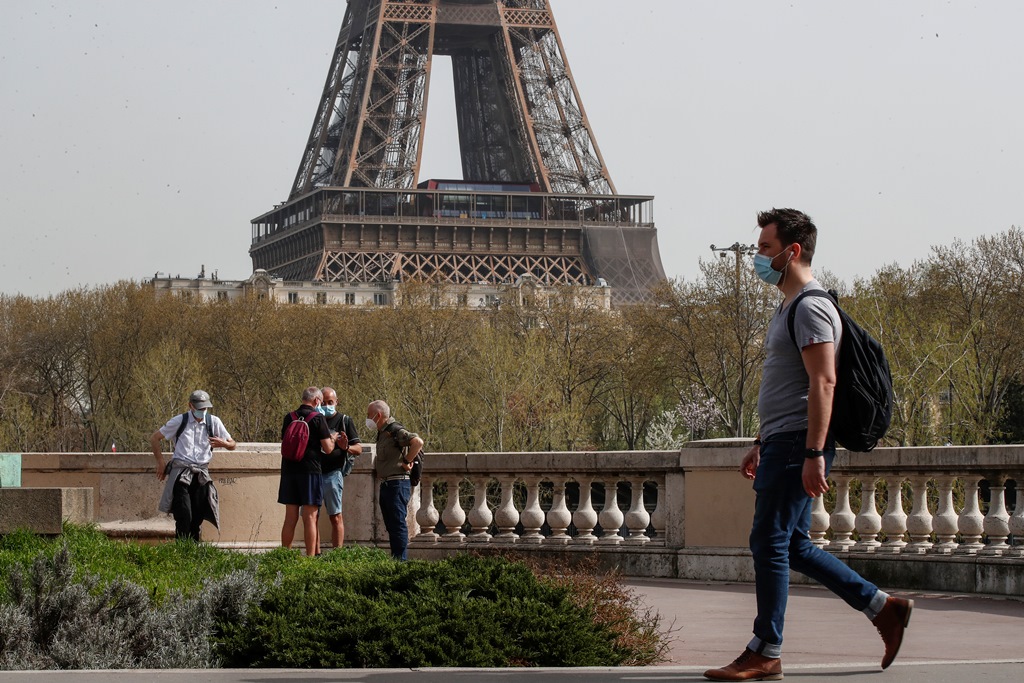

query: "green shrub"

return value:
[0, 527, 669, 669]
[0, 544, 264, 670]
[215, 552, 631, 668]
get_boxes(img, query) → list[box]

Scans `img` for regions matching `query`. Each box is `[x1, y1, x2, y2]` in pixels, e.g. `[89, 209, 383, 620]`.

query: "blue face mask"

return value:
[753, 249, 793, 286]
[191, 408, 207, 420]
[322, 405, 337, 417]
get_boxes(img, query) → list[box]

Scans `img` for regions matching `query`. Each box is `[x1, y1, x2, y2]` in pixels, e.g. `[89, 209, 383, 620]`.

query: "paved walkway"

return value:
[3, 580, 1023, 682]
[625, 577, 1024, 669]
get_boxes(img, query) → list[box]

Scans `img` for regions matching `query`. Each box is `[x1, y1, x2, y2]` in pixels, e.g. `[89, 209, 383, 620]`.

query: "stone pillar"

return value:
[519, 476, 545, 544]
[877, 477, 907, 554]
[572, 476, 598, 545]
[854, 476, 882, 553]
[956, 477, 986, 555]
[546, 477, 572, 545]
[930, 474, 959, 554]
[466, 476, 493, 543]
[597, 479, 624, 545]
[829, 475, 857, 552]
[905, 475, 934, 554]
[623, 477, 651, 545]
[493, 475, 520, 544]
[979, 475, 1011, 556]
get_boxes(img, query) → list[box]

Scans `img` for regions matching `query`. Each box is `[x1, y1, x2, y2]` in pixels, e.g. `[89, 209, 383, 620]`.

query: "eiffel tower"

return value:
[250, 0, 666, 305]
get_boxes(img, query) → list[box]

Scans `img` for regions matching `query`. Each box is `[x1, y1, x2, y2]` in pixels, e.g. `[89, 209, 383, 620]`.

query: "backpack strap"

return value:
[786, 289, 838, 349]
[173, 412, 190, 441]
[173, 411, 217, 456]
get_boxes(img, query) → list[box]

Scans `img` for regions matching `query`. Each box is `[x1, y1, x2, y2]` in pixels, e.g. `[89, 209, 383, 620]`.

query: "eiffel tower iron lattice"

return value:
[250, 0, 666, 305]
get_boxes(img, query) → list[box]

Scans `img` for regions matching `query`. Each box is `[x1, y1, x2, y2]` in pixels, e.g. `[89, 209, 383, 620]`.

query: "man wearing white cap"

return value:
[150, 389, 236, 540]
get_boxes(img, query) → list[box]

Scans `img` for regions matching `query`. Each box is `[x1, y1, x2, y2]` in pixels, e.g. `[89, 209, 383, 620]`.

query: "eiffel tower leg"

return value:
[339, 1, 437, 189]
[496, 3, 615, 195]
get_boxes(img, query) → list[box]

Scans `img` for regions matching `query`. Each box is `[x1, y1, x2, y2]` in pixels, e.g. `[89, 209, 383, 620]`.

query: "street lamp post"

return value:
[710, 242, 757, 289]
[708, 242, 757, 437]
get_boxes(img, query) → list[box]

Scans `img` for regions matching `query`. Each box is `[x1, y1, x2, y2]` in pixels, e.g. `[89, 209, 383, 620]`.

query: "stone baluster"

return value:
[930, 475, 960, 555]
[877, 477, 907, 554]
[979, 476, 1011, 556]
[624, 478, 652, 545]
[956, 477, 986, 555]
[413, 474, 439, 542]
[440, 477, 466, 542]
[493, 475, 520, 544]
[854, 476, 882, 553]
[598, 479, 624, 545]
[1008, 475, 1024, 558]
[828, 475, 857, 552]
[649, 476, 666, 543]
[809, 495, 830, 547]
[519, 476, 545, 544]
[572, 477, 599, 544]
[904, 475, 934, 554]
[466, 476, 493, 543]
[546, 477, 572, 545]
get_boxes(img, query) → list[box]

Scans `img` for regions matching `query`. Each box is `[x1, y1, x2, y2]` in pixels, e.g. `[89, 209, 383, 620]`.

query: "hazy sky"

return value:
[2, 1, 1022, 297]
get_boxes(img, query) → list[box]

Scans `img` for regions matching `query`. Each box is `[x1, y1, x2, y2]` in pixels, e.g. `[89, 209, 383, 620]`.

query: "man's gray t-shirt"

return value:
[757, 281, 842, 440]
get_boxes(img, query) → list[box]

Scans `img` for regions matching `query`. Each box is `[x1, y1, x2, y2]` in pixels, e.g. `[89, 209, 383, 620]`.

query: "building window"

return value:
[217, 291, 228, 301]
[288, 292, 299, 304]
[373, 292, 388, 306]
[345, 293, 356, 305]
[316, 292, 327, 305]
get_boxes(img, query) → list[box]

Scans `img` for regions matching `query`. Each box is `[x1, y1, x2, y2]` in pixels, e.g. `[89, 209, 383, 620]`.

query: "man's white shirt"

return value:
[158, 414, 231, 466]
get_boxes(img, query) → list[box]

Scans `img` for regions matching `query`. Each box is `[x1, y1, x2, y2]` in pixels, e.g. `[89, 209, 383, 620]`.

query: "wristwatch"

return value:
[804, 448, 824, 459]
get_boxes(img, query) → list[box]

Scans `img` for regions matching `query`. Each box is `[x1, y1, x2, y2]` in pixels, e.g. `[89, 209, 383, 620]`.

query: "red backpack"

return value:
[281, 411, 314, 461]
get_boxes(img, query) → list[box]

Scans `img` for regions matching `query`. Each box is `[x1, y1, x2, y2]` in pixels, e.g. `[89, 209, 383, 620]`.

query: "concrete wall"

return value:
[0, 487, 93, 535]
[19, 450, 384, 547]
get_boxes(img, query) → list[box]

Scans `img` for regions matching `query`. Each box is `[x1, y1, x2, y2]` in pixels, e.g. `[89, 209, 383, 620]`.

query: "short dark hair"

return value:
[757, 208, 817, 264]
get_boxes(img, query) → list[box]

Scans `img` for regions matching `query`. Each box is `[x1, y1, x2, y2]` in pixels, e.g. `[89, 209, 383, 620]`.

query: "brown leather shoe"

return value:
[872, 596, 914, 669]
[704, 649, 783, 681]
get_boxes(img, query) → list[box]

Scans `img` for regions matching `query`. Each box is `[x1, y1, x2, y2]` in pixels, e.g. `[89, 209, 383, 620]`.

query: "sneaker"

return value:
[872, 596, 914, 669]
[704, 648, 783, 681]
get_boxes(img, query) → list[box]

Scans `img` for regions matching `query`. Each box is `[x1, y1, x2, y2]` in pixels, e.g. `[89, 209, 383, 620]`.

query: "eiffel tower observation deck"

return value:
[250, 0, 666, 305]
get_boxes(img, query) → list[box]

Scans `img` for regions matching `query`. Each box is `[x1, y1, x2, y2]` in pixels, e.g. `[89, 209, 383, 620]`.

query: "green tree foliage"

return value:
[646, 256, 777, 438]
[4, 228, 1024, 452]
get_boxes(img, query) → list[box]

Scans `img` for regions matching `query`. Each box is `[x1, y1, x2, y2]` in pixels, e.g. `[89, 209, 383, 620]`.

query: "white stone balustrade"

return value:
[407, 451, 672, 547]
[803, 453, 1022, 560]
[408, 446, 1021, 563]
[14, 444, 1023, 595]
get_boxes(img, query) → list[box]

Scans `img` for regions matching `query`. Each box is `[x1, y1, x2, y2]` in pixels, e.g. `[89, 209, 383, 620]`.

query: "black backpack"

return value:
[787, 289, 893, 452]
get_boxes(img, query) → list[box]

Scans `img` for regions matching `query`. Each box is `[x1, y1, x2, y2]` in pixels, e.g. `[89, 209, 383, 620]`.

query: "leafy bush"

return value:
[216, 552, 640, 668]
[0, 544, 264, 670]
[0, 526, 669, 669]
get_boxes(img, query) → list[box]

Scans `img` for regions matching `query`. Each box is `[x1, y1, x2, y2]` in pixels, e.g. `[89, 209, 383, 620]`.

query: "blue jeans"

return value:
[379, 479, 412, 561]
[748, 430, 882, 658]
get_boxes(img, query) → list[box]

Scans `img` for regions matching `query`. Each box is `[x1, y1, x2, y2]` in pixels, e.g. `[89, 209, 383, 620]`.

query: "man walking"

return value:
[279, 386, 336, 556]
[319, 386, 362, 548]
[367, 400, 423, 561]
[151, 389, 236, 541]
[704, 209, 912, 681]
